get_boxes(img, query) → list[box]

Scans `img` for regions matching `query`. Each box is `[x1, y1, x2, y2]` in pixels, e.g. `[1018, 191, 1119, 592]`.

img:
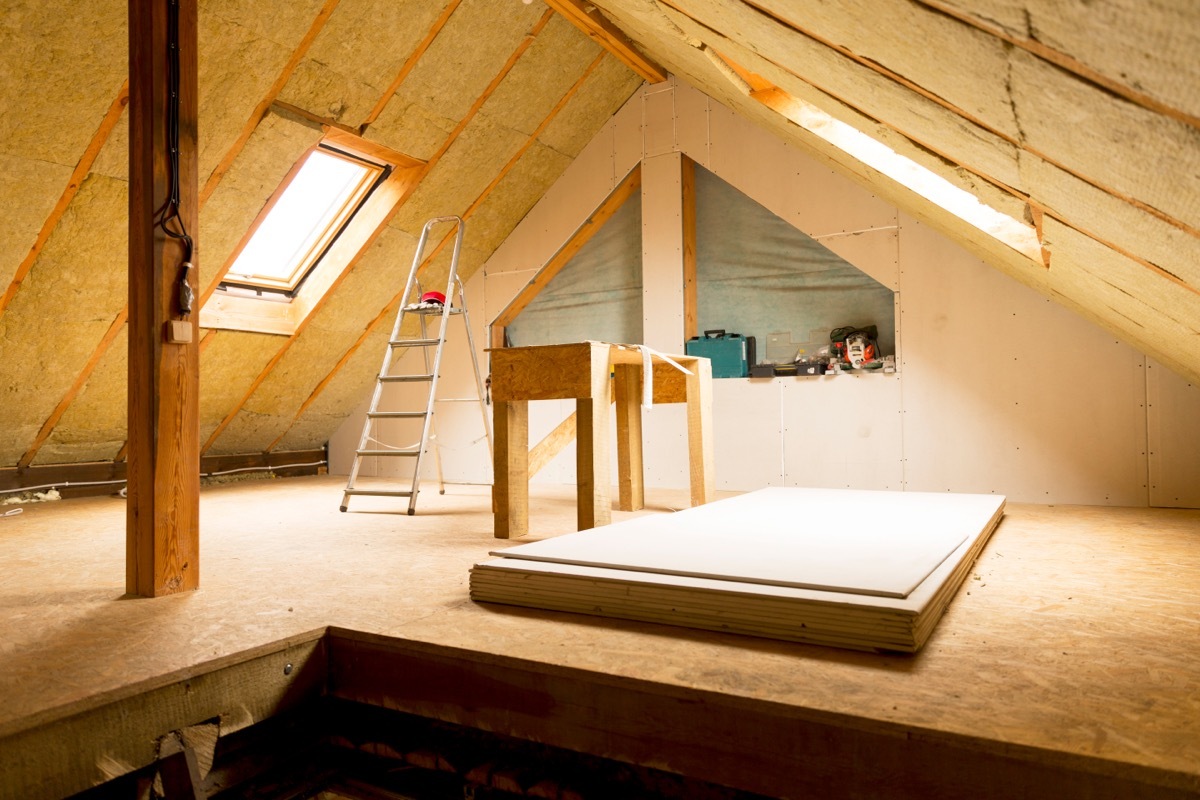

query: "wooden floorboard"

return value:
[0, 476, 1197, 798]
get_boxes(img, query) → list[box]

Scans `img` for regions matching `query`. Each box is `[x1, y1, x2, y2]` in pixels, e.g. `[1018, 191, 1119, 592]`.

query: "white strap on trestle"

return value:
[634, 345, 691, 410]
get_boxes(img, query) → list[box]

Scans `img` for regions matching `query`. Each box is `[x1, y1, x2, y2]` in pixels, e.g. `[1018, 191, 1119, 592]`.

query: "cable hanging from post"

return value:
[154, 0, 194, 316]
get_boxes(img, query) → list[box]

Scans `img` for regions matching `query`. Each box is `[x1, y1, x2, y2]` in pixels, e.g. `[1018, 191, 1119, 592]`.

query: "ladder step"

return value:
[343, 489, 415, 498]
[356, 448, 421, 457]
[379, 374, 434, 382]
[390, 338, 440, 347]
[367, 411, 429, 419]
[405, 306, 463, 315]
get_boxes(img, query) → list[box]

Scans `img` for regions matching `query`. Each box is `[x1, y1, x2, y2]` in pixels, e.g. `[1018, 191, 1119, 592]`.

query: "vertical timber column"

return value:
[640, 151, 686, 353]
[493, 399, 529, 540]
[576, 343, 613, 531]
[127, 0, 200, 596]
[686, 357, 715, 508]
[614, 363, 644, 512]
[681, 155, 698, 342]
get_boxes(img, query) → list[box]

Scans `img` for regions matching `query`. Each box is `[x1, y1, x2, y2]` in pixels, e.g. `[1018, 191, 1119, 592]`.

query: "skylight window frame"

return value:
[219, 144, 389, 296]
[199, 126, 426, 337]
[705, 49, 1044, 263]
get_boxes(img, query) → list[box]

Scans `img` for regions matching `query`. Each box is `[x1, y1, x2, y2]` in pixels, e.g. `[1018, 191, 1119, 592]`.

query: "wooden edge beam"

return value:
[544, 0, 667, 83]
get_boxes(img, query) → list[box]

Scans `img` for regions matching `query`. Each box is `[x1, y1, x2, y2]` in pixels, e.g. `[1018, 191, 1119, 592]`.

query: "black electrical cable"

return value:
[154, 0, 195, 315]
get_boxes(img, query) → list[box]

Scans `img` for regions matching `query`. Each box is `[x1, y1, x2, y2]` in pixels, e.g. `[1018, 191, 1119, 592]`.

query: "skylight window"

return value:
[706, 50, 1043, 262]
[222, 146, 385, 293]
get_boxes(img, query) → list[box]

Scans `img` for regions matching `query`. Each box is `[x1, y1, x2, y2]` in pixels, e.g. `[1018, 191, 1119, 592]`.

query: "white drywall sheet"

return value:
[491, 487, 1000, 598]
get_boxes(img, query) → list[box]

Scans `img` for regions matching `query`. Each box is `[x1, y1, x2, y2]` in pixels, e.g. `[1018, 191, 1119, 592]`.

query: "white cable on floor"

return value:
[0, 460, 329, 498]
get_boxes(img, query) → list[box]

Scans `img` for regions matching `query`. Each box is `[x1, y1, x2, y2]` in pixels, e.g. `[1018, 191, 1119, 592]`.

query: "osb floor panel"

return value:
[1, 476, 1198, 783]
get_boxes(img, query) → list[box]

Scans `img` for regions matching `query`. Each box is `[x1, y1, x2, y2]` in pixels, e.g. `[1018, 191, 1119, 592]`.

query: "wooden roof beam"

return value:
[544, 0, 667, 83]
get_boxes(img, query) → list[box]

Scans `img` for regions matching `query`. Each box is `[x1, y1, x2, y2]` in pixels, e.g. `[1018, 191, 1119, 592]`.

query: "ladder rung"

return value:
[390, 338, 440, 347]
[356, 448, 421, 457]
[343, 489, 415, 498]
[379, 374, 434, 382]
[368, 411, 429, 418]
[405, 306, 463, 315]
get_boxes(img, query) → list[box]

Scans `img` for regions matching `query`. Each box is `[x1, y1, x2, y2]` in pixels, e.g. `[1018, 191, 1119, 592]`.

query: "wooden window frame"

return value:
[200, 128, 424, 336]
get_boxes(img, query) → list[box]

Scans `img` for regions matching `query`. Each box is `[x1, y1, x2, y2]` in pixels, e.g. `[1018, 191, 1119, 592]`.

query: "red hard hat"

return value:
[420, 291, 446, 305]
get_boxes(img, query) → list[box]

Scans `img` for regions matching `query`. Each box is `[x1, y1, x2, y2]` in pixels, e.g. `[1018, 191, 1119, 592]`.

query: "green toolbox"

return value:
[685, 329, 756, 378]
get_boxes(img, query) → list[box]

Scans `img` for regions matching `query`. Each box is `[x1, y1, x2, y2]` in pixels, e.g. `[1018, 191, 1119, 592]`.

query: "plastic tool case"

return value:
[685, 330, 755, 378]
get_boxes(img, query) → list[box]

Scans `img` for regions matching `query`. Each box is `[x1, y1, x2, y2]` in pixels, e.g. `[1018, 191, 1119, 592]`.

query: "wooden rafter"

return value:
[261, 50, 612, 453]
[22, 2, 342, 472]
[264, 21, 609, 456]
[198, 0, 342, 207]
[207, 9, 556, 455]
[545, 0, 667, 84]
[18, 309, 129, 469]
[361, 0, 463, 130]
[712, 46, 1200, 296]
[719, 0, 1199, 241]
[0, 81, 128, 320]
[491, 164, 643, 347]
[915, 0, 1200, 131]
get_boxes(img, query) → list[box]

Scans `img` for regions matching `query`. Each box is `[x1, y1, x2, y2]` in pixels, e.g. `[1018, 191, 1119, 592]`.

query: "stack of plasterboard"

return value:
[470, 488, 1005, 652]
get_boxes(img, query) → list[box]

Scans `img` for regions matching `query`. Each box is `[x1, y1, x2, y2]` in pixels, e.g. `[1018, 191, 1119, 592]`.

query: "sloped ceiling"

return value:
[0, 0, 1196, 475]
[591, 0, 1199, 385]
[0, 0, 642, 468]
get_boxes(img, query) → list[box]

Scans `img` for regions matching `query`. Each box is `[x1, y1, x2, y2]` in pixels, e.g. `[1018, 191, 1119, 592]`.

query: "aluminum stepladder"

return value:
[340, 215, 492, 515]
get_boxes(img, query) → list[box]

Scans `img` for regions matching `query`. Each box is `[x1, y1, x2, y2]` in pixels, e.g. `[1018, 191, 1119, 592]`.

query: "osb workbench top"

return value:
[1, 476, 1197, 794]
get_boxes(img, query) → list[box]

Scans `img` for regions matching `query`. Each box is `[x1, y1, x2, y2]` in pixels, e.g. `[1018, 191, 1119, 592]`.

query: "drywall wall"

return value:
[331, 79, 1200, 508]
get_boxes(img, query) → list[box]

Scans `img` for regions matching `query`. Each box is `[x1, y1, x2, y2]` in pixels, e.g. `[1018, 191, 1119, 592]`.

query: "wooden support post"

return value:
[614, 364, 644, 512]
[493, 400, 529, 539]
[127, 0, 200, 596]
[576, 345, 612, 530]
[686, 358, 715, 508]
[682, 155, 698, 342]
[157, 746, 204, 800]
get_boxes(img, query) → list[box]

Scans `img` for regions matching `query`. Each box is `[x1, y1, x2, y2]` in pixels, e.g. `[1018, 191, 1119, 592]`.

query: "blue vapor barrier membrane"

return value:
[506, 191, 643, 348]
[694, 166, 895, 360]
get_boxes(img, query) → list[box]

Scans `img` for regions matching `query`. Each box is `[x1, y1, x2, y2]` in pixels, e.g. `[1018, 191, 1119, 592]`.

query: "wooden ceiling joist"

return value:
[545, 0, 667, 84]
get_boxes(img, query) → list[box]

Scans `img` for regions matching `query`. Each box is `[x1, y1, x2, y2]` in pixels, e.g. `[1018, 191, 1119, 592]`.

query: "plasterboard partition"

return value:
[1146, 360, 1200, 507]
[329, 78, 1199, 508]
[896, 213, 1148, 505]
[641, 152, 686, 352]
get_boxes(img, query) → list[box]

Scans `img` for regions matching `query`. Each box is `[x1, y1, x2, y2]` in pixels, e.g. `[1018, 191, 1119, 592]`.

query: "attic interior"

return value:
[1, 0, 1199, 798]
